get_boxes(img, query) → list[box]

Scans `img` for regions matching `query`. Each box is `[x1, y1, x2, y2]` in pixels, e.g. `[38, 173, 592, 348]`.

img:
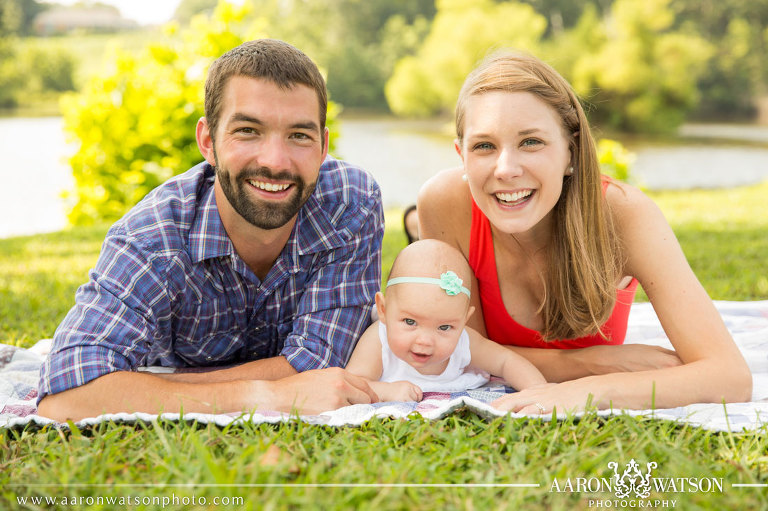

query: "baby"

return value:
[346, 239, 547, 402]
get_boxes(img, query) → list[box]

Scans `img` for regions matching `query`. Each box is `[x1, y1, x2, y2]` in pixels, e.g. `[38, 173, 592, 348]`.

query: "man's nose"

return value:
[257, 134, 291, 171]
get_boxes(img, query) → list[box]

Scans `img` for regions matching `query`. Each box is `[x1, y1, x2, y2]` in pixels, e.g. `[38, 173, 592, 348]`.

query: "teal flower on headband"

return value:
[439, 271, 464, 296]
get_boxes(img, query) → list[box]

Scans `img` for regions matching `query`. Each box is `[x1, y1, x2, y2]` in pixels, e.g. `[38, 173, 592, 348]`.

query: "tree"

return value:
[61, 1, 340, 225]
[0, 0, 23, 107]
[248, 0, 435, 110]
[174, 0, 219, 24]
[385, 0, 547, 117]
[569, 0, 712, 132]
[672, 0, 768, 119]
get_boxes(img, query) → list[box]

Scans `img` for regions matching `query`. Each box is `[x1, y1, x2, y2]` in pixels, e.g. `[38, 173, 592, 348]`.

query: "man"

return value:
[37, 39, 382, 421]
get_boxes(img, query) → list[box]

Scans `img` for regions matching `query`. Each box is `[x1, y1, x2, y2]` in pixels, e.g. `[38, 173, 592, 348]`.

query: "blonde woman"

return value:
[418, 51, 751, 415]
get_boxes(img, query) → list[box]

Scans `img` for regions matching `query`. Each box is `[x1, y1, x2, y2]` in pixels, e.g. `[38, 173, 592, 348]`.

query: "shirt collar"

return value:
[292, 190, 347, 256]
[189, 174, 234, 264]
[189, 162, 348, 266]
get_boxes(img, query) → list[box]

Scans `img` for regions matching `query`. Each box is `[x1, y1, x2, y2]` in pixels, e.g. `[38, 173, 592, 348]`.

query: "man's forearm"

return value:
[37, 366, 380, 422]
[36, 371, 260, 422]
[154, 356, 298, 383]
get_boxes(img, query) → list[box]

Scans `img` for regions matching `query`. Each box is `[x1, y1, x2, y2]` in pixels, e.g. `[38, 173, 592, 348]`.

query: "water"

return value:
[2, 116, 768, 238]
[0, 117, 74, 238]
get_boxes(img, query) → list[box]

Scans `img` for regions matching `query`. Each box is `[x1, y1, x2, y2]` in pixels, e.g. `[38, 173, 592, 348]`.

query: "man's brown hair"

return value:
[204, 39, 327, 141]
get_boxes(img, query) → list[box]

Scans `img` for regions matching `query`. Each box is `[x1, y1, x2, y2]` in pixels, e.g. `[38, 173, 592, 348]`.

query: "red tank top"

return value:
[468, 179, 638, 349]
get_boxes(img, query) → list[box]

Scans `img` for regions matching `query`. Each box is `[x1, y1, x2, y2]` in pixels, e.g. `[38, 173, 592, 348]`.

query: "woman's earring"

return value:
[567, 166, 574, 176]
[462, 174, 468, 182]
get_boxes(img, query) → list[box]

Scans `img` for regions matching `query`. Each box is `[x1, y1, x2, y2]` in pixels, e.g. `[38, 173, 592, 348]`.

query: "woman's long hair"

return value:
[456, 51, 621, 341]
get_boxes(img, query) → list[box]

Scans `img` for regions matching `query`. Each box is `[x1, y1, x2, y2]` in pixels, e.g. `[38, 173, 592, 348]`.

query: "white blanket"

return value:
[2, 301, 768, 432]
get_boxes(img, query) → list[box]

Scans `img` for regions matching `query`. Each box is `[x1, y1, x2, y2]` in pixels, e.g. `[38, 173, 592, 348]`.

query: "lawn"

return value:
[2, 182, 768, 509]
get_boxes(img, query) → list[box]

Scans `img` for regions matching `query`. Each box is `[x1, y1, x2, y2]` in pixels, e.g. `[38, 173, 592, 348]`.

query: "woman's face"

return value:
[458, 91, 572, 239]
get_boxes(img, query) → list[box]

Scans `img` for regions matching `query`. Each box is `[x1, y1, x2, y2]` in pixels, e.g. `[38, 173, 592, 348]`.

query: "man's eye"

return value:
[473, 142, 493, 151]
[291, 132, 311, 140]
[438, 325, 452, 331]
[404, 318, 416, 326]
[235, 127, 257, 135]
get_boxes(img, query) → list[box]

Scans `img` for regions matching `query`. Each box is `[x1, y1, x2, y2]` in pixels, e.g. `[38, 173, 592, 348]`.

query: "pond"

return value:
[2, 116, 768, 238]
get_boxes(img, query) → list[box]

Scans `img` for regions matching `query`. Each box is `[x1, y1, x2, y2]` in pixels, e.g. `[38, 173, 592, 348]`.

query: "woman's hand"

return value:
[491, 380, 600, 416]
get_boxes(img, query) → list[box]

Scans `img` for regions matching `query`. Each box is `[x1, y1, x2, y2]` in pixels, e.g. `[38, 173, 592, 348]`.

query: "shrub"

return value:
[61, 1, 339, 226]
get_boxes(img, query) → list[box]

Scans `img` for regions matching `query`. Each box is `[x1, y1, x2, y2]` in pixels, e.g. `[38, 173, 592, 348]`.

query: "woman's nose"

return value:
[493, 147, 524, 180]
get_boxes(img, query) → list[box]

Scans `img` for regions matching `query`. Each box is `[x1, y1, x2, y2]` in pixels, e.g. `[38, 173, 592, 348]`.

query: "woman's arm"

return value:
[418, 170, 682, 381]
[493, 183, 751, 413]
[466, 328, 547, 389]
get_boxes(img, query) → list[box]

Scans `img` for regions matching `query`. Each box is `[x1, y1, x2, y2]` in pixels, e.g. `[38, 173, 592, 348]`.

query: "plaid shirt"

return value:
[39, 157, 384, 401]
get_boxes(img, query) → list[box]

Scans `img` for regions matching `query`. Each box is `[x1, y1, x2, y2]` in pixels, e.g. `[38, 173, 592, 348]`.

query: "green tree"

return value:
[385, 0, 547, 117]
[570, 0, 712, 132]
[61, 1, 340, 226]
[174, 0, 218, 24]
[250, 0, 435, 110]
[521, 0, 611, 36]
[672, 0, 768, 119]
[0, 0, 23, 107]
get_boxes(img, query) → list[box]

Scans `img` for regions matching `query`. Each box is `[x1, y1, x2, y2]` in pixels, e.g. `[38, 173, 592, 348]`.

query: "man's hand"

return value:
[252, 367, 379, 414]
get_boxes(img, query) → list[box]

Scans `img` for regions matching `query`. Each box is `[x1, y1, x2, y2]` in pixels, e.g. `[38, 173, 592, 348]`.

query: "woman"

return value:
[417, 51, 751, 414]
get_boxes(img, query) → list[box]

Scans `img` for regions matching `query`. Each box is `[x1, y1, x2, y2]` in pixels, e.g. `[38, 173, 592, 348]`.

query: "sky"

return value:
[46, 0, 184, 26]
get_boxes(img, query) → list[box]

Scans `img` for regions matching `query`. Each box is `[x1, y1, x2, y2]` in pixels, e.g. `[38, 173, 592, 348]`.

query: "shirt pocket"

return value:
[171, 300, 242, 366]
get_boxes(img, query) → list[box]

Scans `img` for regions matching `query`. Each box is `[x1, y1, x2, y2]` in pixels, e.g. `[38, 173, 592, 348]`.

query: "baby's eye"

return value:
[404, 318, 416, 326]
[438, 325, 452, 331]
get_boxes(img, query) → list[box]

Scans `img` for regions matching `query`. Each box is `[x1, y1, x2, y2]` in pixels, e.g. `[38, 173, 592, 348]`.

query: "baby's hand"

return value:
[381, 381, 423, 402]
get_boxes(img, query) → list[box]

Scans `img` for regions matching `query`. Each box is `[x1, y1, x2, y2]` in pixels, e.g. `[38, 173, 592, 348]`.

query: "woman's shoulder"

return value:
[418, 167, 472, 213]
[417, 167, 473, 245]
[603, 179, 665, 225]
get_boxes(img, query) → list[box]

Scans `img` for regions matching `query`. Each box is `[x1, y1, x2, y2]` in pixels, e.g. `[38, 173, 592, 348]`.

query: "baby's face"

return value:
[380, 284, 471, 375]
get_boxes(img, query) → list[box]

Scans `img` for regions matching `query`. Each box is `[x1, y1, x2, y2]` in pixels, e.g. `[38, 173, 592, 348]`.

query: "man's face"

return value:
[211, 76, 328, 230]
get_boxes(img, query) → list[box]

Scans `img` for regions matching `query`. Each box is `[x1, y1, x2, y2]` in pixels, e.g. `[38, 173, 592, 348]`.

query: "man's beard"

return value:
[215, 163, 317, 230]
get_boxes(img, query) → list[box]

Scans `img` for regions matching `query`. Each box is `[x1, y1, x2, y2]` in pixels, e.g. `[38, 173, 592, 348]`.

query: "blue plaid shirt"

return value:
[39, 157, 384, 401]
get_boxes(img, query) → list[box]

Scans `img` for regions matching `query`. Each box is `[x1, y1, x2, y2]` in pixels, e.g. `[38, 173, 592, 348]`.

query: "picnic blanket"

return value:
[2, 301, 768, 432]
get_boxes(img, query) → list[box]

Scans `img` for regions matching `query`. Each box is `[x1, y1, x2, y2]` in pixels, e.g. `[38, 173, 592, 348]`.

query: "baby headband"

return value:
[386, 271, 470, 298]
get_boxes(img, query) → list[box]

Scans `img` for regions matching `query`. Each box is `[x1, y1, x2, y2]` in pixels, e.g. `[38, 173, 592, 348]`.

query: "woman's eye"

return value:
[521, 138, 542, 147]
[473, 142, 493, 151]
[404, 318, 416, 326]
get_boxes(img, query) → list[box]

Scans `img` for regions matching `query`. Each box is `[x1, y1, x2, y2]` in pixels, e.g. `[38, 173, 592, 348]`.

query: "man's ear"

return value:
[196, 117, 216, 167]
[375, 291, 386, 320]
[322, 127, 330, 160]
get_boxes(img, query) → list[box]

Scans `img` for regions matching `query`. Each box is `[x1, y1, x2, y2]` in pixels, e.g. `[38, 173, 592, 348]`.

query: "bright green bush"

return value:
[597, 138, 635, 184]
[61, 1, 339, 226]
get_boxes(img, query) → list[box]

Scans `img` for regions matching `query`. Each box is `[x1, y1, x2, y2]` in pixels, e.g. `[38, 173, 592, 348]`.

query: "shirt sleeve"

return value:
[280, 189, 384, 371]
[38, 229, 171, 402]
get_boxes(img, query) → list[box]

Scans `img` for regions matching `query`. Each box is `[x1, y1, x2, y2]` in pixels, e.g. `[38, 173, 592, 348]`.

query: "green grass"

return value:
[2, 184, 768, 509]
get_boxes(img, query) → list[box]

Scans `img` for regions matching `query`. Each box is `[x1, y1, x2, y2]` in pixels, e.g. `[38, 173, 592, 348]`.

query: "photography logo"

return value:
[608, 459, 657, 499]
[550, 458, 724, 508]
